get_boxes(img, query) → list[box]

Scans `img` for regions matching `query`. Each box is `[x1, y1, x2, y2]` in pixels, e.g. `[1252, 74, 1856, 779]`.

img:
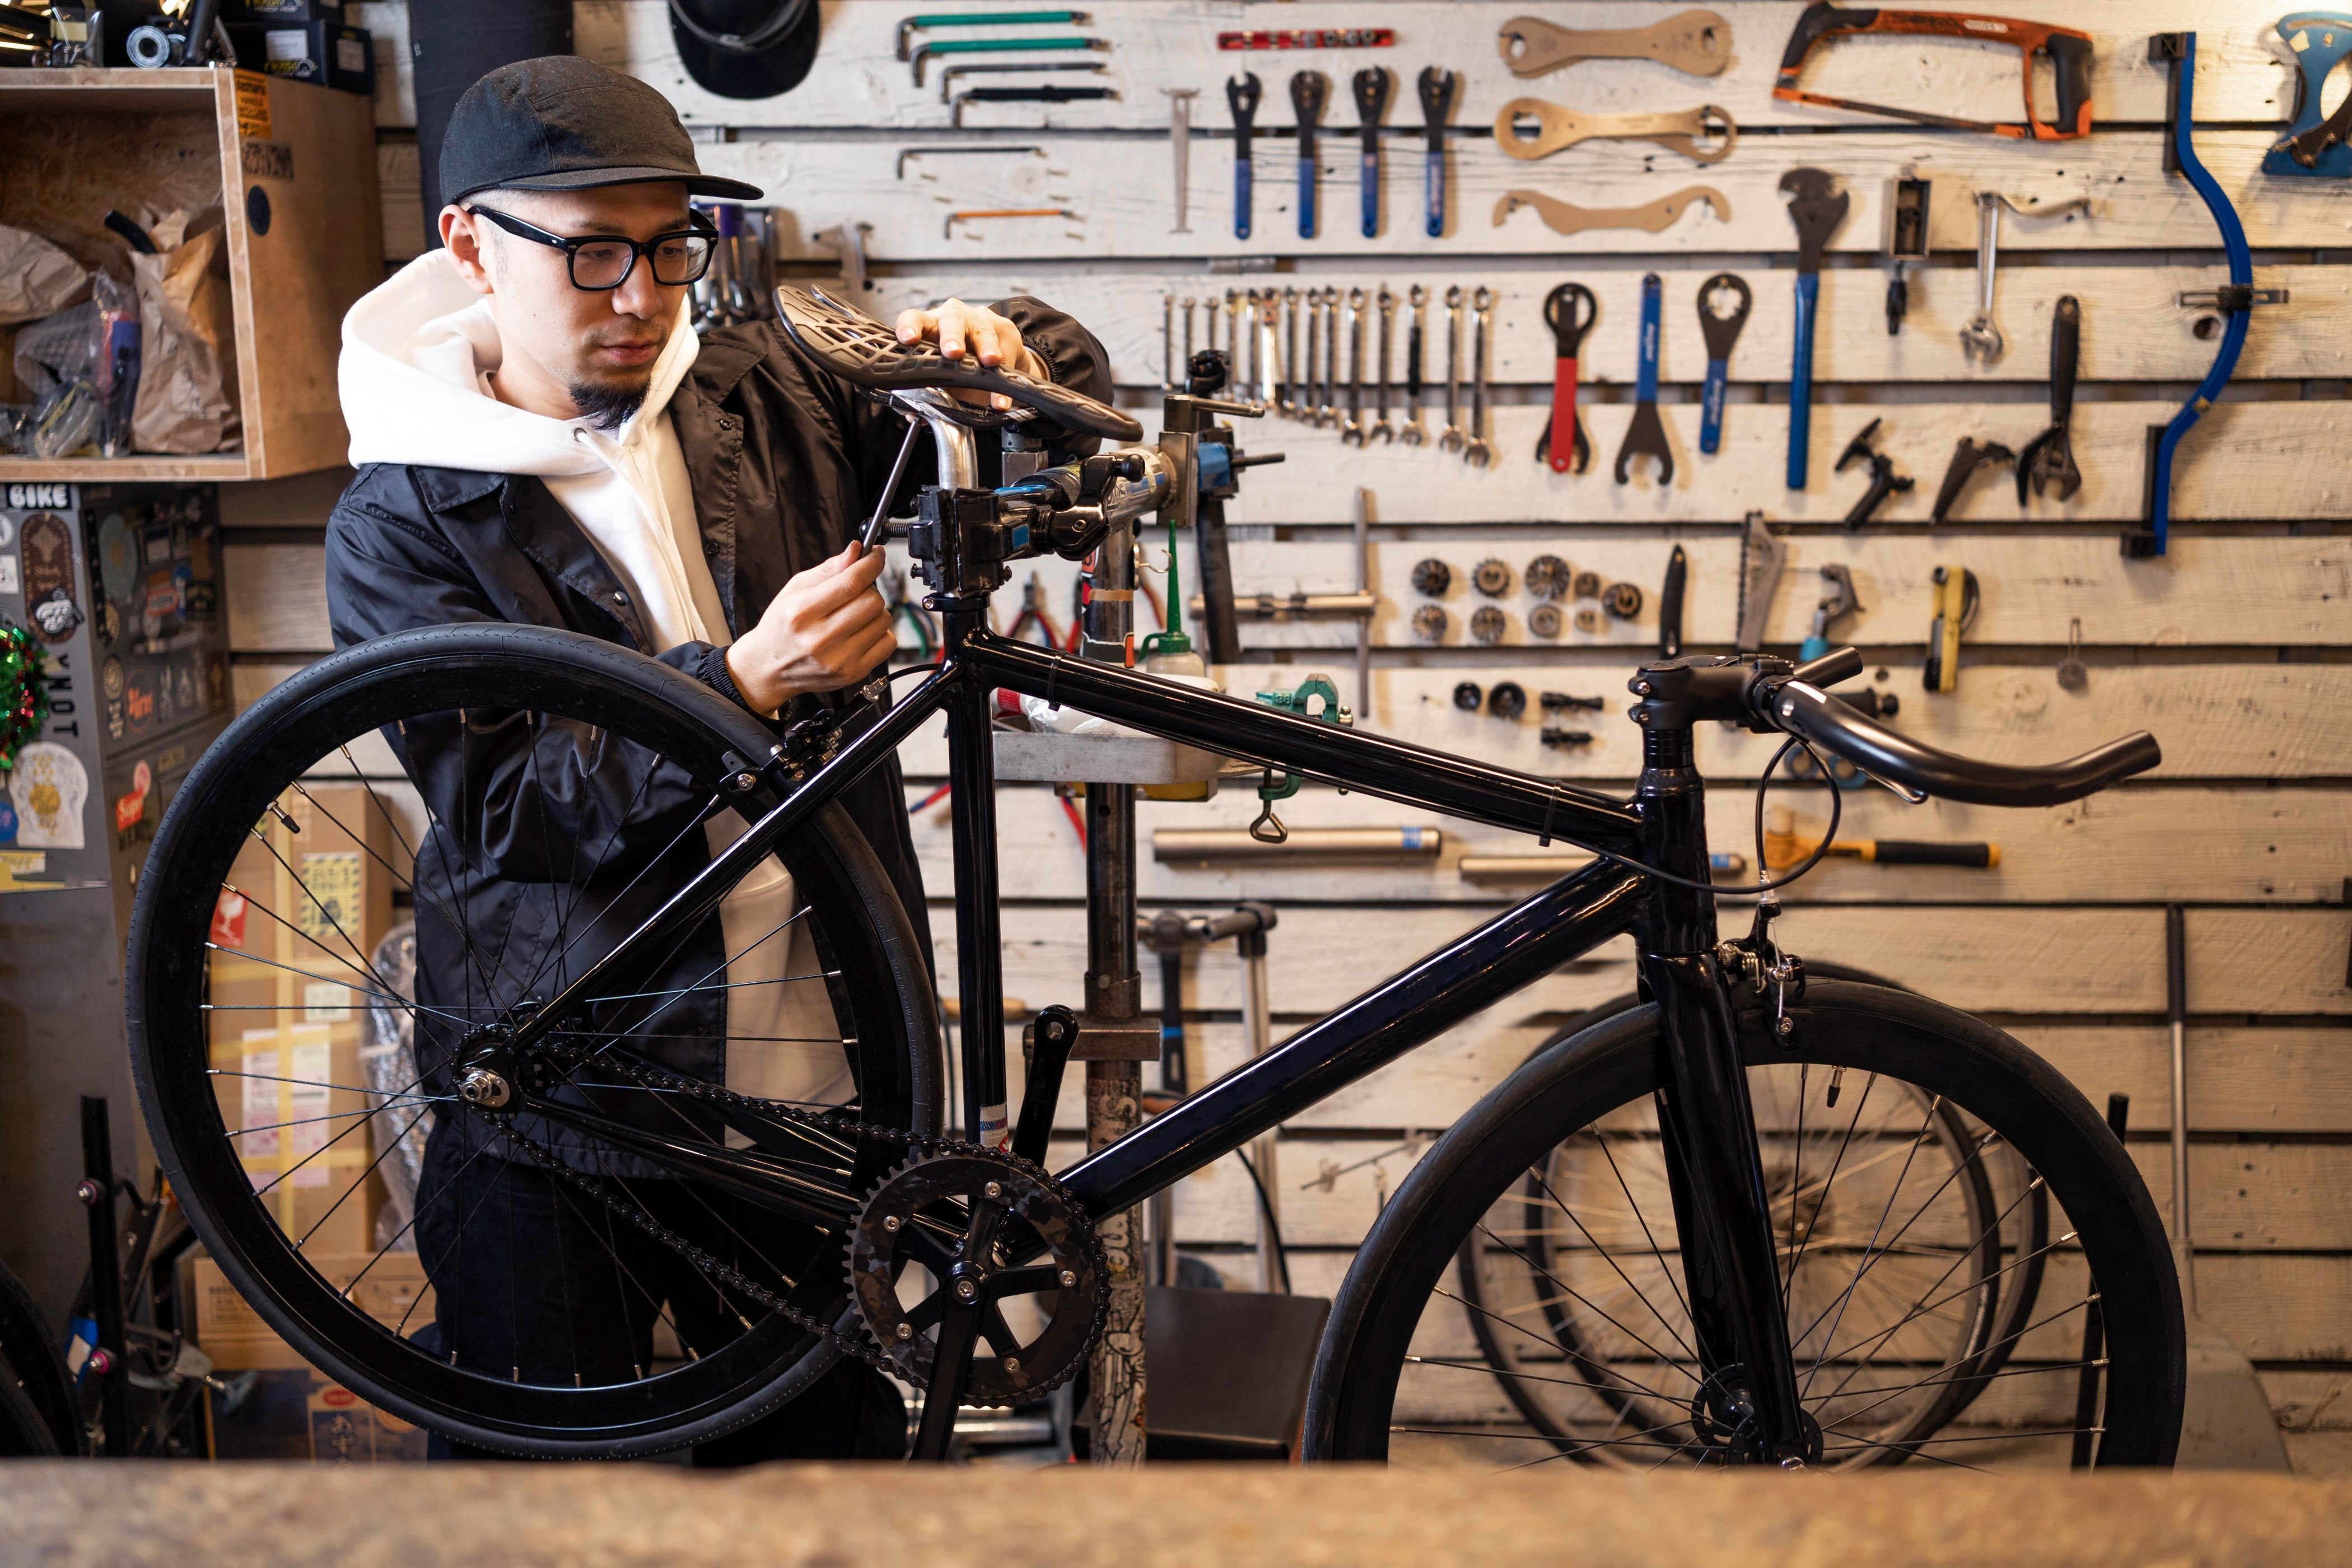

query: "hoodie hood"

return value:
[338, 248, 698, 475]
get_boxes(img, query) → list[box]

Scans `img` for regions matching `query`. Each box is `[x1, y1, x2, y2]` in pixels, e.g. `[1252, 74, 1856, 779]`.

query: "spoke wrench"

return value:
[1342, 287, 1367, 445]
[1440, 286, 1465, 451]
[1779, 167, 1849, 489]
[1353, 66, 1390, 239]
[1614, 273, 1672, 485]
[1290, 71, 1327, 240]
[1416, 66, 1456, 238]
[1536, 281, 1595, 473]
[1226, 73, 1260, 240]
[1696, 272, 1749, 456]
[1836, 417, 1912, 527]
[1371, 285, 1397, 441]
[1464, 287, 1495, 466]
[1402, 285, 1429, 444]
[2015, 293, 2082, 502]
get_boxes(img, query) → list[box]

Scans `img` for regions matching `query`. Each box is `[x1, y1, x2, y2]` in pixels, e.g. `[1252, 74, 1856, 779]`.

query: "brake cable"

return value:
[1565, 734, 1846, 899]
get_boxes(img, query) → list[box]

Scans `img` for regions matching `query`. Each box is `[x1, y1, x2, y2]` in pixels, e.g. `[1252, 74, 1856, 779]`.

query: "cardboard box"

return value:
[207, 1368, 430, 1463]
[225, 22, 375, 94]
[207, 783, 396, 1257]
[185, 1251, 435, 1372]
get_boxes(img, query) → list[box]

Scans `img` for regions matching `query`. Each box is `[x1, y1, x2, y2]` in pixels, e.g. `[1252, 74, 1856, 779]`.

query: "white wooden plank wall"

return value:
[237, 1, 2352, 1438]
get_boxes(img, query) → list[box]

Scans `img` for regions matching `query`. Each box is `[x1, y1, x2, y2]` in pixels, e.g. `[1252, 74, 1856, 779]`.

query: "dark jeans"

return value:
[414, 1121, 906, 1464]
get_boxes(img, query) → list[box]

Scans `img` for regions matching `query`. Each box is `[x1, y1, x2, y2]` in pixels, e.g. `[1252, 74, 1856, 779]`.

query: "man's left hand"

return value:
[894, 300, 1047, 409]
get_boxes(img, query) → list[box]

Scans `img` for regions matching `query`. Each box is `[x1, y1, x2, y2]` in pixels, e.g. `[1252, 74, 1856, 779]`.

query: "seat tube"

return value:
[1633, 713, 1811, 1463]
[943, 615, 1011, 1147]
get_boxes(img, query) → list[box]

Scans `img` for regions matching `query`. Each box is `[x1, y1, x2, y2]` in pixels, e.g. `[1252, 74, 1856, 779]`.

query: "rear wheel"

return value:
[128, 626, 940, 1457]
[1308, 983, 2183, 1469]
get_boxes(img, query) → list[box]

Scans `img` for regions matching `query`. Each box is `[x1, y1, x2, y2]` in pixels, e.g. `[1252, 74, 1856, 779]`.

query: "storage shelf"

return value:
[0, 454, 255, 482]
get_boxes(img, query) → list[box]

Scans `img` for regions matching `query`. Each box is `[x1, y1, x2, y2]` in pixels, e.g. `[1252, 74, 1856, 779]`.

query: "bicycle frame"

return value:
[480, 598, 1820, 1462]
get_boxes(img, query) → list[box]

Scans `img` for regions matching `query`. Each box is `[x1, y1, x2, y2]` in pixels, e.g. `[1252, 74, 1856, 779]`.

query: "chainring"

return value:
[847, 1147, 1106, 1405]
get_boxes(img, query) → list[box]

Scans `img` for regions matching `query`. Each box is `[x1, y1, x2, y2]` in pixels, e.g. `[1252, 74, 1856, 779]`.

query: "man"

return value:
[324, 56, 1110, 1460]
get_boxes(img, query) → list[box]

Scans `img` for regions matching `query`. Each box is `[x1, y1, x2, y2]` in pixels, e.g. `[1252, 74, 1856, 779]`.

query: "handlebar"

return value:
[1766, 677, 2160, 807]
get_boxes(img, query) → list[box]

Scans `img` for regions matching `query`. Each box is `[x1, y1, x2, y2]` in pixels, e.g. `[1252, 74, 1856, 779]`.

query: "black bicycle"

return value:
[127, 288, 2183, 1469]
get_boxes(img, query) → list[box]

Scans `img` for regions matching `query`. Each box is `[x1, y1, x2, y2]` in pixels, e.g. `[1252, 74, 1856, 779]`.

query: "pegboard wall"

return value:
[218, 2, 2352, 1443]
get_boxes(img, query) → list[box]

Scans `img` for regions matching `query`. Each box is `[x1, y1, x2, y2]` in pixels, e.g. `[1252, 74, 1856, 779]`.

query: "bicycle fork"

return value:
[1634, 721, 1816, 1466]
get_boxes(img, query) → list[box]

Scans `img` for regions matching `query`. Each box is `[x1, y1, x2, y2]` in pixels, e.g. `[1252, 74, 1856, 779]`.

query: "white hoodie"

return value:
[339, 250, 849, 1109]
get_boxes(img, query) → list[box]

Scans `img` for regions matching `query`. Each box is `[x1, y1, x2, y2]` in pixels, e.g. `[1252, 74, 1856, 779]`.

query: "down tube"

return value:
[1058, 859, 1649, 1220]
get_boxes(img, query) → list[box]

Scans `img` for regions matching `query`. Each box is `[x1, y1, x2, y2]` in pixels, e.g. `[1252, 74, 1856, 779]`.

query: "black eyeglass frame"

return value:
[463, 204, 720, 291]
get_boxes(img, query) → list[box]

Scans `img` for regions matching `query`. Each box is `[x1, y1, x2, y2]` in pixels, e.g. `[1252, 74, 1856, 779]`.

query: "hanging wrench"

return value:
[1402, 284, 1429, 444]
[1238, 289, 1256, 398]
[1281, 287, 1300, 416]
[1342, 287, 1366, 444]
[1258, 291, 1280, 409]
[1780, 167, 1848, 489]
[1291, 71, 1328, 241]
[1180, 296, 1197, 379]
[1161, 292, 1176, 391]
[1353, 66, 1391, 239]
[1696, 272, 1751, 456]
[1226, 73, 1261, 241]
[1440, 286, 1465, 452]
[1321, 287, 1341, 427]
[1302, 290, 1322, 421]
[1962, 191, 2093, 366]
[1465, 286, 1495, 467]
[1226, 290, 1243, 381]
[1537, 281, 1596, 473]
[1417, 67, 1457, 238]
[1371, 285, 1397, 441]
[1615, 272, 1673, 485]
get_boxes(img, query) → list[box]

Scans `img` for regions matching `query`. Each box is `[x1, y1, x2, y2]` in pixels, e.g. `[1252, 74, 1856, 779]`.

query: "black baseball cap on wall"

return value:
[440, 56, 766, 207]
[669, 0, 822, 101]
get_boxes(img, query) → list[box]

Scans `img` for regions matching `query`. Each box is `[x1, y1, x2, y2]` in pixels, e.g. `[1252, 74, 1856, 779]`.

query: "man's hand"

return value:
[895, 299, 1047, 409]
[724, 543, 897, 713]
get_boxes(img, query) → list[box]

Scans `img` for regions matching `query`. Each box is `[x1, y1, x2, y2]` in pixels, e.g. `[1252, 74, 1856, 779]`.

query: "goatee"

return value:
[571, 379, 649, 432]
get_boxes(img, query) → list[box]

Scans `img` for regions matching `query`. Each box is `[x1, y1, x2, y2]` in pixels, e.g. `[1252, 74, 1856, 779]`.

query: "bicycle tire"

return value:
[0, 1256, 78, 1455]
[129, 624, 940, 1457]
[1307, 981, 2184, 1468]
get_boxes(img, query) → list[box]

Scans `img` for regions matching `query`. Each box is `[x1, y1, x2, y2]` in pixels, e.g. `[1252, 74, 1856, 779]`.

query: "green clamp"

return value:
[1248, 674, 1349, 843]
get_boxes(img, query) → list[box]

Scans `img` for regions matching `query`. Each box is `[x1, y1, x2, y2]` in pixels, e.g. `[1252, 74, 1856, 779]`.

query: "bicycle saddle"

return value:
[773, 286, 1144, 443]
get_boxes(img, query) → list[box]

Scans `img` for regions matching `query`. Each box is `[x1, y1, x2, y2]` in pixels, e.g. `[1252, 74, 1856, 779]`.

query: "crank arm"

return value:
[1499, 10, 1732, 78]
[1494, 100, 1737, 164]
[1495, 186, 1729, 237]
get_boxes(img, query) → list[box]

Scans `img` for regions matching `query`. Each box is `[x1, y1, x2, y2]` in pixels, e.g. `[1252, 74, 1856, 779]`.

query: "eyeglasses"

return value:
[464, 205, 717, 291]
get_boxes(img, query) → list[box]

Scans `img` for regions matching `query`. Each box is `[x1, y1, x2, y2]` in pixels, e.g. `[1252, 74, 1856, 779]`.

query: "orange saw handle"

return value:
[1773, 2, 2093, 141]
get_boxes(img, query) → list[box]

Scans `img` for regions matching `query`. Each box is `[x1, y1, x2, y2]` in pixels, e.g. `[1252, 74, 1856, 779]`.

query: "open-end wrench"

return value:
[1440, 285, 1465, 451]
[1228, 290, 1244, 381]
[1494, 100, 1737, 164]
[1342, 287, 1367, 445]
[1161, 292, 1176, 391]
[1319, 288, 1340, 427]
[1614, 273, 1673, 485]
[1402, 285, 1429, 444]
[1371, 285, 1396, 441]
[1495, 186, 1729, 238]
[1181, 296, 1197, 373]
[1962, 192, 2093, 366]
[1779, 167, 1849, 489]
[1696, 272, 1751, 456]
[1258, 291, 1280, 409]
[2015, 293, 2082, 501]
[1240, 289, 1259, 400]
[1499, 10, 1732, 78]
[1418, 67, 1457, 238]
[1281, 287, 1300, 415]
[1537, 281, 1595, 473]
[1465, 287, 1495, 467]
[1226, 73, 1261, 240]
[1303, 290, 1322, 421]
[1352, 67, 1391, 238]
[1164, 87, 1196, 233]
[1291, 71, 1328, 240]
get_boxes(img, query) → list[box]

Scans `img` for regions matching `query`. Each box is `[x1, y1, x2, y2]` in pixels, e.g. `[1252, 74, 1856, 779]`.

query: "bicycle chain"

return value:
[496, 1038, 1101, 1388]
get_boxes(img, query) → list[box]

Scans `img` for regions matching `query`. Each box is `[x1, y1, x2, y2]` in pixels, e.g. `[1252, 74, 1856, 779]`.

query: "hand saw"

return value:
[1774, 2, 2094, 141]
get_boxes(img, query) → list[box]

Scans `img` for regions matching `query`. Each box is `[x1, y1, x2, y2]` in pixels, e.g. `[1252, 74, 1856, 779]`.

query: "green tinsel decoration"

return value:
[0, 623, 50, 773]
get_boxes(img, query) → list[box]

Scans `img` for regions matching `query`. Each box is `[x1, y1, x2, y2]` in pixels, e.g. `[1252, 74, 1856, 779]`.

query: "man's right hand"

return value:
[724, 543, 897, 713]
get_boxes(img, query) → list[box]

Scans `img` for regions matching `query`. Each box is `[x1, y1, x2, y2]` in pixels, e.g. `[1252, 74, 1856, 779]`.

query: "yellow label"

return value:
[296, 851, 362, 944]
[234, 70, 272, 139]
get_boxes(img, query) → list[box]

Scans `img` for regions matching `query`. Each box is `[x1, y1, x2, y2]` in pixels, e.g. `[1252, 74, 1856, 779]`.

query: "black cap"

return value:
[439, 56, 764, 207]
[670, 0, 822, 102]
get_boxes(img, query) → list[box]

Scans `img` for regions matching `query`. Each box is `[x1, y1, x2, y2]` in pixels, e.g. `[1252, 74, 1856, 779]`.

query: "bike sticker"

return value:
[9, 740, 87, 848]
[19, 514, 80, 645]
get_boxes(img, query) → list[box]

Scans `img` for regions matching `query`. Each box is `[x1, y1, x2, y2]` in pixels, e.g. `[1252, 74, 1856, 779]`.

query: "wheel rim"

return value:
[129, 632, 936, 1454]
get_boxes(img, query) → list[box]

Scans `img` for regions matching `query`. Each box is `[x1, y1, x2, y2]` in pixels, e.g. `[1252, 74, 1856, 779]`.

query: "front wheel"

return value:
[1306, 982, 2184, 1468]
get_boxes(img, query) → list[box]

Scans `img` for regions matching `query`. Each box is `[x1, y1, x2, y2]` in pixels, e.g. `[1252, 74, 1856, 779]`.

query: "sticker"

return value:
[10, 741, 87, 848]
[0, 556, 16, 596]
[263, 29, 311, 64]
[96, 514, 136, 604]
[1, 484, 68, 511]
[288, 1037, 332, 1184]
[113, 758, 151, 831]
[240, 141, 293, 181]
[302, 982, 353, 1024]
[234, 71, 270, 139]
[296, 851, 362, 943]
[95, 601, 119, 647]
[0, 799, 15, 843]
[240, 1046, 280, 1163]
[211, 886, 249, 948]
[0, 517, 14, 548]
[20, 514, 80, 645]
[335, 35, 367, 74]
[100, 657, 123, 702]
[125, 682, 152, 733]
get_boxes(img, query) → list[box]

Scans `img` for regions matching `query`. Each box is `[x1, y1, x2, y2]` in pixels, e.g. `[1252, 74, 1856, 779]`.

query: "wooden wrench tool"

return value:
[1494, 100, 1736, 163]
[1499, 10, 1732, 78]
[1494, 185, 1728, 237]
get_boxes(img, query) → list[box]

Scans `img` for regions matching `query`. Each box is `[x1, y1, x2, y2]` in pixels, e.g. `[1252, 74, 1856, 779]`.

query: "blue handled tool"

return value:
[1779, 168, 1848, 489]
[1226, 73, 1260, 240]
[1352, 66, 1390, 238]
[1613, 273, 1673, 485]
[1696, 272, 1750, 456]
[2264, 13, 2352, 176]
[2131, 33, 2288, 557]
[1291, 71, 1327, 240]
[1417, 67, 1456, 238]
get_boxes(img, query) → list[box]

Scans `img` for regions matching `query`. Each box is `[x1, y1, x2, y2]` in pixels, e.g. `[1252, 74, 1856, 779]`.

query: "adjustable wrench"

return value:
[2015, 293, 2082, 501]
[1291, 71, 1328, 240]
[1402, 284, 1429, 444]
[1614, 273, 1673, 485]
[1353, 67, 1390, 239]
[1465, 287, 1495, 467]
[1962, 192, 2092, 366]
[1779, 167, 1849, 488]
[1537, 281, 1596, 474]
[1371, 286, 1396, 442]
[1417, 67, 1457, 239]
[1342, 287, 1367, 445]
[1439, 286, 1465, 451]
[1226, 73, 1260, 241]
[1696, 272, 1751, 456]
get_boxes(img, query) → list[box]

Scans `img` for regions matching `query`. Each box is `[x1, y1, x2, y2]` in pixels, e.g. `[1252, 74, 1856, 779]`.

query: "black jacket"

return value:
[324, 302, 1110, 1152]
